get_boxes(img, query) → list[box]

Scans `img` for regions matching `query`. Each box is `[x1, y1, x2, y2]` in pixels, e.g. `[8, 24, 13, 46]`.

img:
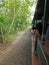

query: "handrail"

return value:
[37, 38, 48, 65]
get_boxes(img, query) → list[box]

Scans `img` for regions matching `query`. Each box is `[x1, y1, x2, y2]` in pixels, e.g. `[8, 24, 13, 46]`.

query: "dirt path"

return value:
[0, 29, 32, 65]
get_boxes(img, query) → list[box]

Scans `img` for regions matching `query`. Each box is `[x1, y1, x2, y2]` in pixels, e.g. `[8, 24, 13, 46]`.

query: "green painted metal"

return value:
[41, 0, 47, 40]
[37, 39, 48, 65]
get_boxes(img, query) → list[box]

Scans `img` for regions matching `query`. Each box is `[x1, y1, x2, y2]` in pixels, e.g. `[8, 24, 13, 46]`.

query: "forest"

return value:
[0, 0, 36, 44]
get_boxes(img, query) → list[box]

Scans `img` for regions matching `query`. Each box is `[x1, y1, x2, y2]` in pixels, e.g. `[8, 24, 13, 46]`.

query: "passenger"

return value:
[32, 22, 42, 55]
[32, 19, 49, 55]
[45, 26, 49, 40]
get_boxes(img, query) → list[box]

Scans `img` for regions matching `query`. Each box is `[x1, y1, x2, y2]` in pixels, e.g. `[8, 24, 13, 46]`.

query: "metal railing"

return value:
[37, 38, 48, 65]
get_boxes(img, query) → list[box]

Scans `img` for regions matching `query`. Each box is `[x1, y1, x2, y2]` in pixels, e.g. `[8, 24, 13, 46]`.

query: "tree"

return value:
[0, 0, 37, 43]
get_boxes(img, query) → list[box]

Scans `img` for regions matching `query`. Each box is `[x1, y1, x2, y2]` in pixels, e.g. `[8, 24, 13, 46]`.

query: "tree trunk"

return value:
[5, 0, 16, 41]
[0, 25, 4, 43]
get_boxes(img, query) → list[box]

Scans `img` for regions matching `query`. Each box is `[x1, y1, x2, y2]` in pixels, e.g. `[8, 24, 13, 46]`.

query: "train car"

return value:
[32, 0, 49, 65]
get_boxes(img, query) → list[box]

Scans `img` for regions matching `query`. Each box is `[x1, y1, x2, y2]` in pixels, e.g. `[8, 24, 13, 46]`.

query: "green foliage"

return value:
[0, 0, 36, 43]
